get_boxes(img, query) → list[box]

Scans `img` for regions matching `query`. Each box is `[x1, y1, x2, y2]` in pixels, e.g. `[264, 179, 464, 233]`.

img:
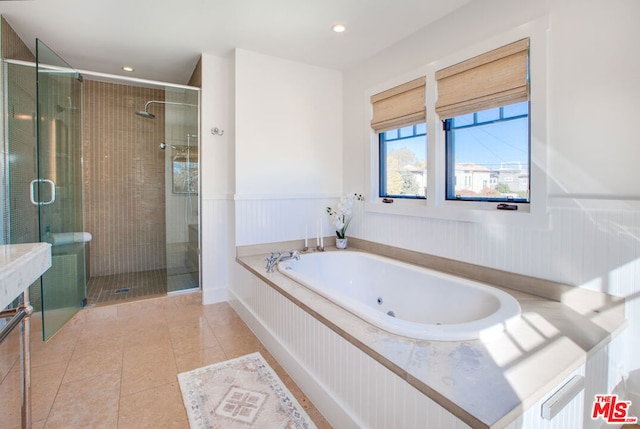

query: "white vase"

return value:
[336, 238, 348, 249]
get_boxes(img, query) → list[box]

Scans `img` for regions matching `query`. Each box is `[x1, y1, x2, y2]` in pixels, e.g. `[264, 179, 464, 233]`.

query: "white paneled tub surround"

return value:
[233, 245, 626, 429]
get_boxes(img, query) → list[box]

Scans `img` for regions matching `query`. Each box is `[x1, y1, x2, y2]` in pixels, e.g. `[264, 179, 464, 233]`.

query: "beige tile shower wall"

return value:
[187, 56, 202, 88]
[1, 16, 35, 61]
[6, 63, 37, 245]
[83, 80, 166, 277]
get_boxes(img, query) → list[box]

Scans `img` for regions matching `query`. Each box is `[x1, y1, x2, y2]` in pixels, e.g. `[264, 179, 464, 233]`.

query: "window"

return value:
[366, 26, 546, 225]
[379, 124, 427, 198]
[371, 77, 426, 199]
[436, 38, 530, 204]
[444, 101, 529, 202]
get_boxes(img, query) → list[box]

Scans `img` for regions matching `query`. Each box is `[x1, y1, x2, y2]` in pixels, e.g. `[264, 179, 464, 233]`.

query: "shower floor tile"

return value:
[86, 269, 167, 305]
[167, 273, 199, 292]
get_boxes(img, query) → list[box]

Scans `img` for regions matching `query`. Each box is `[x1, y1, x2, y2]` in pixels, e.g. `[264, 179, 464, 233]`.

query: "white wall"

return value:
[201, 53, 234, 200]
[343, 0, 640, 418]
[200, 52, 234, 304]
[234, 49, 342, 197]
[201, 49, 344, 302]
[547, 1, 640, 197]
[233, 49, 343, 247]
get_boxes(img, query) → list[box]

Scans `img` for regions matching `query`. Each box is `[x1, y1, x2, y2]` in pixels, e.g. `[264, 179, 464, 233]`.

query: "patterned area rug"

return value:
[178, 352, 317, 429]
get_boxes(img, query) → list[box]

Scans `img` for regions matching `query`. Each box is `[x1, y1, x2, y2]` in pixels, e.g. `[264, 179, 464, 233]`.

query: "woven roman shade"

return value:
[370, 77, 426, 133]
[435, 38, 529, 119]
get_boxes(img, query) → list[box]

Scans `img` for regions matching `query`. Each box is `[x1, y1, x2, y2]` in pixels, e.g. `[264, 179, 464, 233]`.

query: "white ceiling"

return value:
[0, 0, 471, 85]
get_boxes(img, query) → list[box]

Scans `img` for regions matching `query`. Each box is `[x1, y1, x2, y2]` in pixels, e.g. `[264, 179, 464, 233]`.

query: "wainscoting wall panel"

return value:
[235, 196, 339, 246]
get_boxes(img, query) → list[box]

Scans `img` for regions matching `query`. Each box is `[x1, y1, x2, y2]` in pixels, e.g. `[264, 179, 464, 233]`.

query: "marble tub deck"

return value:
[236, 239, 626, 428]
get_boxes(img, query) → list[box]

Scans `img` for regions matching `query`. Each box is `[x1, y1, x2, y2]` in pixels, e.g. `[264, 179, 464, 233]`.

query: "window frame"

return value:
[444, 102, 530, 203]
[378, 124, 427, 200]
[365, 17, 548, 227]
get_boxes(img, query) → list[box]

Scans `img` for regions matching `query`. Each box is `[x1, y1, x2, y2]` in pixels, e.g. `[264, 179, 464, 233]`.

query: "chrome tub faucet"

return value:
[265, 250, 300, 273]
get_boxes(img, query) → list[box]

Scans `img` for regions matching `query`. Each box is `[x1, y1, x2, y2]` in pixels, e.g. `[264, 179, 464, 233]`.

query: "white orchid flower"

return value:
[326, 193, 365, 239]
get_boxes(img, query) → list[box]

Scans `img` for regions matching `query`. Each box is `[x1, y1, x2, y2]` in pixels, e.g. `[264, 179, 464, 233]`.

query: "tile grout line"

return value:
[41, 325, 81, 428]
[116, 310, 125, 429]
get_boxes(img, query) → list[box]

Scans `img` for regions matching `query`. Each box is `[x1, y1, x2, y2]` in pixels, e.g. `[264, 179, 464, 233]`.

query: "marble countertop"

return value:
[237, 245, 626, 428]
[0, 243, 52, 309]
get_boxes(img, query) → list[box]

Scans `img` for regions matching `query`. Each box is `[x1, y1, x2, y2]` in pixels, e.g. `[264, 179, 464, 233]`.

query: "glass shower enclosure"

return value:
[163, 87, 200, 293]
[3, 39, 200, 334]
[4, 40, 86, 340]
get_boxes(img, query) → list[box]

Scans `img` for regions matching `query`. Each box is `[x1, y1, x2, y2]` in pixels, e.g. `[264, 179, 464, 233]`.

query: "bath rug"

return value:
[178, 352, 317, 429]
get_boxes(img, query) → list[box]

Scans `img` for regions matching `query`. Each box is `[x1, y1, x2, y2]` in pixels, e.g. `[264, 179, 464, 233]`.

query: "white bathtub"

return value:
[278, 250, 521, 341]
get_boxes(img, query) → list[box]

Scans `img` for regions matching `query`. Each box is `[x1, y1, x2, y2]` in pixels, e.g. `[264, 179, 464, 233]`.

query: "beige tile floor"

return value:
[0, 292, 331, 429]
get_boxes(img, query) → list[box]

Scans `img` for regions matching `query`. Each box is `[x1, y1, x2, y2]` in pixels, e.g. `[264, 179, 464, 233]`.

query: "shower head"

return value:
[159, 142, 177, 150]
[135, 100, 196, 120]
[135, 110, 155, 119]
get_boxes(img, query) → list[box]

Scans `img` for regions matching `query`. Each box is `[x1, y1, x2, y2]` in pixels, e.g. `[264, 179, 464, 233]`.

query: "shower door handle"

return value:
[29, 179, 56, 206]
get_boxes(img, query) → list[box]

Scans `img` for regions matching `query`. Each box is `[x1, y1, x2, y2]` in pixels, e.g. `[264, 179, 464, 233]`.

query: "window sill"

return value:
[365, 198, 549, 229]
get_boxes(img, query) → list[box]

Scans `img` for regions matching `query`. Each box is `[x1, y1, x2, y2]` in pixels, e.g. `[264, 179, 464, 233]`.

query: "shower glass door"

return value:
[164, 86, 200, 293]
[36, 39, 86, 340]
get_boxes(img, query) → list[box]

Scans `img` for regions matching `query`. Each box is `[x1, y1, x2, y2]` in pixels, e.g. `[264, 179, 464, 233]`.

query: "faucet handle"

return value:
[266, 251, 280, 261]
[265, 252, 277, 273]
[288, 249, 300, 260]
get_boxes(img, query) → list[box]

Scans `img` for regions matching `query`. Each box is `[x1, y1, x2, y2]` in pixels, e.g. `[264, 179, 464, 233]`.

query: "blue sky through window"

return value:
[381, 102, 528, 169]
[453, 117, 528, 169]
[451, 102, 529, 170]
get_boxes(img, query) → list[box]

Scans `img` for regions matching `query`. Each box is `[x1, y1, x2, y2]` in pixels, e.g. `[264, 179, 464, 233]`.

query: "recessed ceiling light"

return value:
[332, 24, 346, 33]
[122, 66, 135, 72]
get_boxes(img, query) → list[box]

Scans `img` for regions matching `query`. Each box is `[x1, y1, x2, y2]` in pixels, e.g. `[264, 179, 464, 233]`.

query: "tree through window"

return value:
[379, 124, 426, 199]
